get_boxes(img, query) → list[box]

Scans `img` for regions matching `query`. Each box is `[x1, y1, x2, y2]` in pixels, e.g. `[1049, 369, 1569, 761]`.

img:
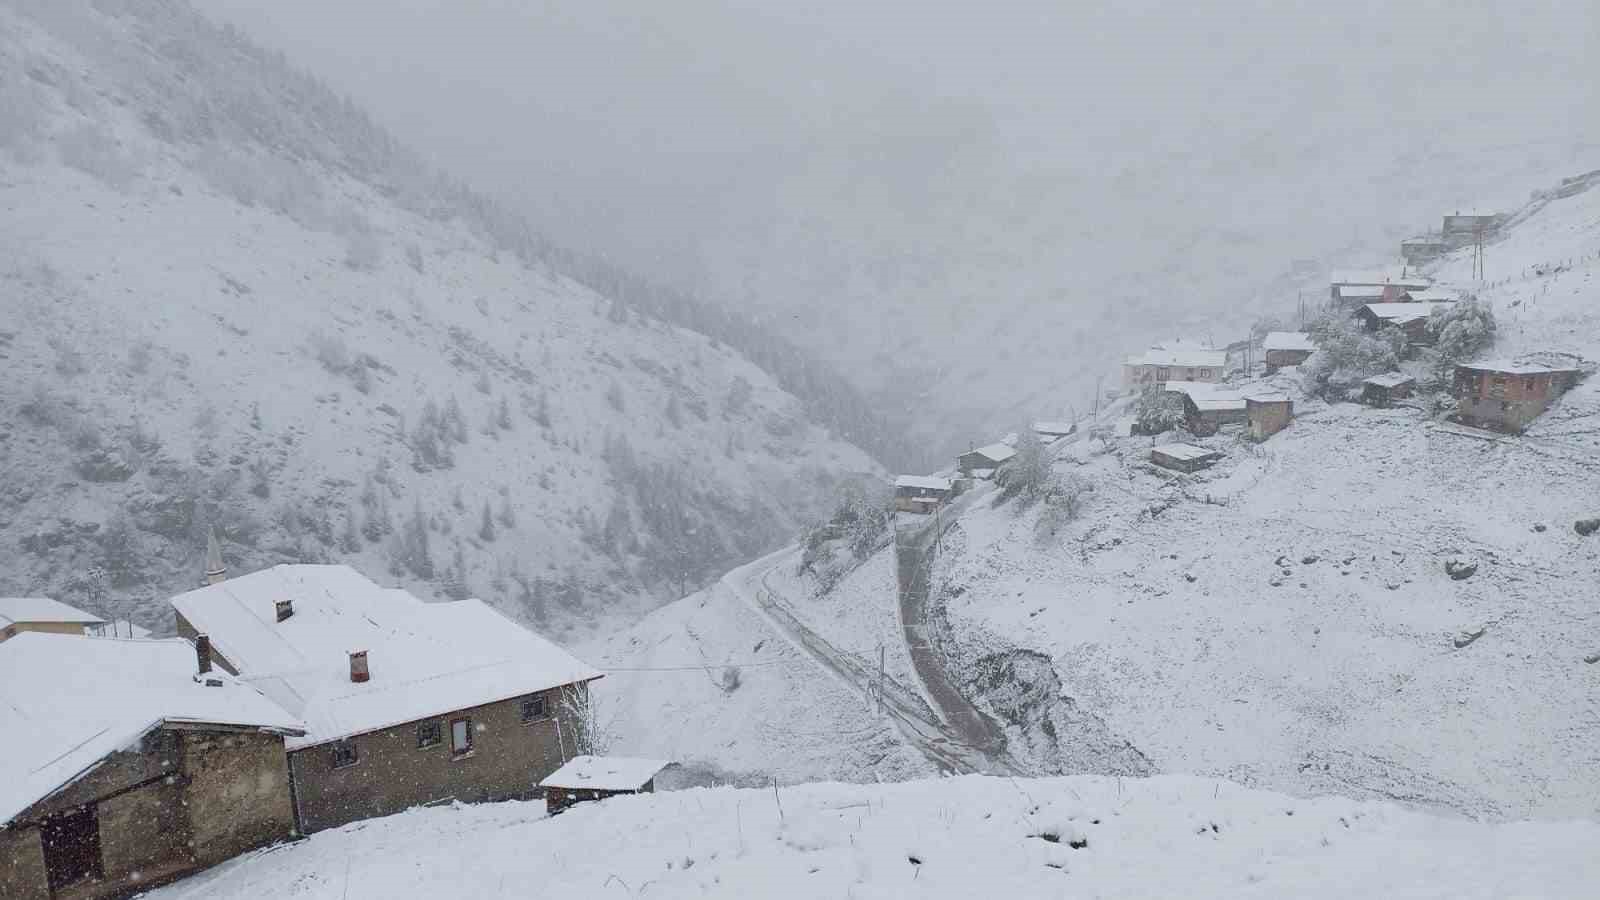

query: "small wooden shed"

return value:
[893, 475, 953, 514]
[540, 756, 670, 815]
[1149, 443, 1222, 473]
[957, 443, 1016, 478]
[1361, 372, 1416, 407]
[1246, 395, 1293, 441]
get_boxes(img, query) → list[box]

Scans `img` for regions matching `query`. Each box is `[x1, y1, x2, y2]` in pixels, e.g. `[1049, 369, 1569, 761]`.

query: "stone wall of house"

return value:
[0, 826, 49, 900]
[291, 683, 589, 834]
[96, 776, 191, 889]
[182, 729, 297, 866]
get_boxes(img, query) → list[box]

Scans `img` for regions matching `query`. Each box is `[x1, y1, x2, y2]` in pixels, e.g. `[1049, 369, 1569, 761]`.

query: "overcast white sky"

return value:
[199, 0, 1597, 424]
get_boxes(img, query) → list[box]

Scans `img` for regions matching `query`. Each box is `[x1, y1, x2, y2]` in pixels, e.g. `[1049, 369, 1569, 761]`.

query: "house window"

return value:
[450, 717, 473, 757]
[1199, 369, 1211, 378]
[1156, 368, 1170, 381]
[331, 740, 359, 769]
[417, 720, 442, 749]
[520, 695, 548, 724]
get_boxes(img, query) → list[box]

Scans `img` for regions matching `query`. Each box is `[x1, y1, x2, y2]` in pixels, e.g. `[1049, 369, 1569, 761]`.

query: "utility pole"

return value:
[877, 643, 885, 715]
[1473, 223, 1486, 280]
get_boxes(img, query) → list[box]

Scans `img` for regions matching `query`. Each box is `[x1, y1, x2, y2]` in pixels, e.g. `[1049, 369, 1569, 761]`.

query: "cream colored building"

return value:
[0, 597, 106, 642]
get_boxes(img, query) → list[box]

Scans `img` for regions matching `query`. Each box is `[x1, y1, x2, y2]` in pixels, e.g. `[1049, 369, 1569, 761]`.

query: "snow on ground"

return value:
[147, 774, 1600, 899]
[931, 178, 1600, 820]
[581, 557, 932, 786]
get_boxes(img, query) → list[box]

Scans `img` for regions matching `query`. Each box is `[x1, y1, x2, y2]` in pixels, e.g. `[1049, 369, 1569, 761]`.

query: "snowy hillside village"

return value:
[6, 166, 1600, 898]
[5, 1, 1600, 898]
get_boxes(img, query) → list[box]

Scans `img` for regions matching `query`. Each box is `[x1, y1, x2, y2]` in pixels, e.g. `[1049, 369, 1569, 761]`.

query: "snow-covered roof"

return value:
[0, 633, 304, 827]
[1329, 268, 1430, 288]
[1151, 443, 1220, 462]
[1361, 301, 1455, 322]
[1191, 397, 1247, 413]
[1032, 421, 1075, 436]
[169, 565, 603, 749]
[1246, 393, 1293, 404]
[1404, 288, 1458, 303]
[1334, 285, 1388, 300]
[1363, 372, 1416, 388]
[895, 475, 952, 492]
[0, 597, 105, 627]
[1456, 360, 1572, 376]
[1261, 332, 1316, 352]
[539, 755, 669, 792]
[1125, 348, 1228, 369]
[962, 443, 1016, 464]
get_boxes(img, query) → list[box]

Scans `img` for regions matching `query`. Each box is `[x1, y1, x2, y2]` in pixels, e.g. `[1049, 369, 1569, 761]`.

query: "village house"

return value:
[539, 756, 669, 816]
[1149, 443, 1222, 473]
[1165, 383, 1248, 436]
[1401, 287, 1458, 304]
[0, 634, 304, 900]
[893, 475, 953, 514]
[1356, 301, 1455, 345]
[170, 564, 603, 835]
[1441, 210, 1505, 248]
[1328, 268, 1430, 305]
[957, 442, 1016, 478]
[1122, 347, 1227, 392]
[1246, 395, 1293, 441]
[1260, 332, 1316, 373]
[0, 597, 106, 643]
[1361, 372, 1416, 407]
[1400, 236, 1448, 267]
[1451, 361, 1583, 433]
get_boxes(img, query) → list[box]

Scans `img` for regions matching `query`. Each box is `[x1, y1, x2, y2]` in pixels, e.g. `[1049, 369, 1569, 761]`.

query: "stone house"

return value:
[170, 565, 603, 835]
[1122, 347, 1227, 393]
[1441, 210, 1505, 248]
[0, 598, 106, 643]
[1451, 361, 1583, 433]
[1246, 395, 1293, 441]
[1328, 268, 1430, 306]
[1400, 236, 1448, 267]
[0, 634, 303, 900]
[1260, 332, 1316, 373]
[539, 756, 669, 816]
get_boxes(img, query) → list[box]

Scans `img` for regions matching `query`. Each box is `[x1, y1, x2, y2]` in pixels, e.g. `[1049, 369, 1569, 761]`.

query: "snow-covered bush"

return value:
[998, 430, 1051, 504]
[1134, 384, 1185, 434]
[798, 481, 892, 591]
[1303, 311, 1405, 400]
[1035, 471, 1091, 541]
[1428, 296, 1497, 376]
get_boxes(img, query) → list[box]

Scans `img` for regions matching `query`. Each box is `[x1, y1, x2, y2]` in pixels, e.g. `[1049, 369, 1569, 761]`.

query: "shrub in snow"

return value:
[1035, 472, 1091, 542]
[1428, 296, 1497, 376]
[1134, 384, 1184, 434]
[998, 430, 1051, 504]
[798, 481, 892, 591]
[1303, 311, 1405, 400]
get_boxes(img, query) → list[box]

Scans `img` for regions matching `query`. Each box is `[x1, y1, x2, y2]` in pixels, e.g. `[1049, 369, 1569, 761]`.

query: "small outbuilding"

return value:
[1246, 395, 1294, 441]
[893, 475, 953, 514]
[1361, 372, 1416, 407]
[1452, 360, 1584, 433]
[1031, 421, 1076, 441]
[1400, 236, 1447, 267]
[1260, 332, 1316, 373]
[0, 597, 106, 642]
[539, 756, 669, 816]
[1149, 443, 1222, 473]
[957, 443, 1016, 477]
[1441, 211, 1505, 247]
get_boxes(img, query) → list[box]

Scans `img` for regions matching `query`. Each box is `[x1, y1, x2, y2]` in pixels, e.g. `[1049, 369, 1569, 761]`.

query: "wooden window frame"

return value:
[520, 694, 549, 725]
[417, 720, 442, 750]
[450, 717, 474, 758]
[331, 740, 359, 770]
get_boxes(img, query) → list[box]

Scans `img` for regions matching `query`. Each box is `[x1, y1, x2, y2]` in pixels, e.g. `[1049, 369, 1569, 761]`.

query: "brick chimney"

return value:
[196, 634, 213, 674]
[349, 650, 370, 683]
[275, 599, 294, 622]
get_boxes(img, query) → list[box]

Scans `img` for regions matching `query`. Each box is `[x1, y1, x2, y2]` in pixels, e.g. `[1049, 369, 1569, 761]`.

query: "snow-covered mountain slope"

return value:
[588, 174, 1600, 816]
[148, 773, 1600, 899]
[921, 177, 1600, 820]
[0, 0, 881, 639]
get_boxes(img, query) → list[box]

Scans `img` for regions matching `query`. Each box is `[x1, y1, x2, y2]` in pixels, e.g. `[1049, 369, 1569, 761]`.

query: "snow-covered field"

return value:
[146, 774, 1600, 899]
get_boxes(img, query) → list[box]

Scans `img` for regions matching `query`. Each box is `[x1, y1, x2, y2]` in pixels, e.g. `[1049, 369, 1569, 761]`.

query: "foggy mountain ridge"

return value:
[196, 0, 1600, 457]
[0, 0, 887, 640]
